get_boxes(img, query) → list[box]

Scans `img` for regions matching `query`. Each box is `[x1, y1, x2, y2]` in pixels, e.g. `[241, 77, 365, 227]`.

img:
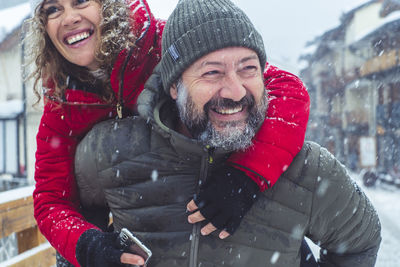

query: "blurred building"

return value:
[0, 2, 40, 189]
[300, 0, 400, 172]
[0, 0, 27, 10]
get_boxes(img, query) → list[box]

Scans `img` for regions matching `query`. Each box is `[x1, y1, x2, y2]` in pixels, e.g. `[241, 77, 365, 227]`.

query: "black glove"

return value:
[76, 229, 125, 267]
[194, 164, 260, 234]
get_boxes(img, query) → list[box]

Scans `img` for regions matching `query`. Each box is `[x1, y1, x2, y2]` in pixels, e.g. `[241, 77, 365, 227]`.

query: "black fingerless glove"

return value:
[194, 164, 260, 234]
[76, 229, 125, 267]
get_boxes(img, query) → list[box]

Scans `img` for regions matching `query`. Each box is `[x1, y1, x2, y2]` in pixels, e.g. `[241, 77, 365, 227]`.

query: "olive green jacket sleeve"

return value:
[306, 144, 381, 267]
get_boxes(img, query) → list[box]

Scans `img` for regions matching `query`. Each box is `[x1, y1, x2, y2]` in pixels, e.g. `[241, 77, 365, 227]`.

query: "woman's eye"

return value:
[45, 6, 60, 18]
[76, 0, 90, 5]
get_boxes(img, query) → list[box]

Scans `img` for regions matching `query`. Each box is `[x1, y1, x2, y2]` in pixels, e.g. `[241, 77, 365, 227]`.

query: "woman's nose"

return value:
[62, 7, 82, 27]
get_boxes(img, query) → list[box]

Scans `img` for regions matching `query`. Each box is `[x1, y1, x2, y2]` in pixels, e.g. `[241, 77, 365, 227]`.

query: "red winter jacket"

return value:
[33, 1, 309, 266]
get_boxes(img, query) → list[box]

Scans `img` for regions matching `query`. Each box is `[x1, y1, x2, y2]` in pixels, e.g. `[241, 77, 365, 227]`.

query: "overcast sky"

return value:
[149, 0, 370, 74]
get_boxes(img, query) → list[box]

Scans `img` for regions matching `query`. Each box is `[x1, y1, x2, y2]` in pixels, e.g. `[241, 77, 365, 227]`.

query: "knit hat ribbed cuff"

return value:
[160, 0, 267, 93]
[160, 18, 266, 91]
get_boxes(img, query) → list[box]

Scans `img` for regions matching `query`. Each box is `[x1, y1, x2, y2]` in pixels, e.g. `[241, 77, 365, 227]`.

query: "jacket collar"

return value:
[151, 98, 233, 158]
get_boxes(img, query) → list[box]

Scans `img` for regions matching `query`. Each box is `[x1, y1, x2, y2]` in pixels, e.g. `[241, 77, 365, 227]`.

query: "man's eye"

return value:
[243, 65, 257, 71]
[203, 70, 220, 76]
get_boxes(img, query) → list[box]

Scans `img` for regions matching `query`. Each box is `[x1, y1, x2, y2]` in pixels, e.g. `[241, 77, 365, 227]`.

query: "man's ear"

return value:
[170, 84, 178, 100]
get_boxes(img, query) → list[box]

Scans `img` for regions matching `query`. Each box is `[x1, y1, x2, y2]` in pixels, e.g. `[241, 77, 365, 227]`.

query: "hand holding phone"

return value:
[119, 228, 152, 266]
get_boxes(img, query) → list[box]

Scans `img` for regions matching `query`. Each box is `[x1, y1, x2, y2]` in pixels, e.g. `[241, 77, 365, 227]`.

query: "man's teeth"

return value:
[215, 106, 243, 115]
[67, 32, 90, 45]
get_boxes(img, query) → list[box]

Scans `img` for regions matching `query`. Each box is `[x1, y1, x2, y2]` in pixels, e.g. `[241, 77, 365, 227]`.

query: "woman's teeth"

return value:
[66, 31, 91, 45]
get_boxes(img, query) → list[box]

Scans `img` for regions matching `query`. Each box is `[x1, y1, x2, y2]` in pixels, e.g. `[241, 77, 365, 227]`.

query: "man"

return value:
[74, 0, 381, 266]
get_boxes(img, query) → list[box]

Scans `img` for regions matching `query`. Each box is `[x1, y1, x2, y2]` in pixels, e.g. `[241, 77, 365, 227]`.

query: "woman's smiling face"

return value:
[43, 0, 102, 70]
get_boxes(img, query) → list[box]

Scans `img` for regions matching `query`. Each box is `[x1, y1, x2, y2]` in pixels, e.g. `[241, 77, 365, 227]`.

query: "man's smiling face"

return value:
[170, 47, 268, 150]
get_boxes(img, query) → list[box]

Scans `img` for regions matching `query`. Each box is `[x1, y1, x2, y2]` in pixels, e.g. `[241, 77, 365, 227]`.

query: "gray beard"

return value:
[175, 80, 268, 151]
[198, 120, 257, 151]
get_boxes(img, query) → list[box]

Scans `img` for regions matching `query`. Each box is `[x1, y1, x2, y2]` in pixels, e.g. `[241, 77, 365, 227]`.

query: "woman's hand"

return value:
[186, 164, 260, 238]
[121, 252, 145, 266]
[76, 229, 146, 266]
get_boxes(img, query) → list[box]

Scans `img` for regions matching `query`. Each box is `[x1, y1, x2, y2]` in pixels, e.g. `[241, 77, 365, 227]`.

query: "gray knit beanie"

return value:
[160, 0, 267, 92]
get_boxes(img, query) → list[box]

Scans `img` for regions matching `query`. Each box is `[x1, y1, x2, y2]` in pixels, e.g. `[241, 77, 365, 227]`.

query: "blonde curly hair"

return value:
[23, 0, 138, 104]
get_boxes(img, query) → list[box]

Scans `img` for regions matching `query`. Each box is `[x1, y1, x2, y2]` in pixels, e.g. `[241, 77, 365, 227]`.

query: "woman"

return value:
[25, 0, 310, 266]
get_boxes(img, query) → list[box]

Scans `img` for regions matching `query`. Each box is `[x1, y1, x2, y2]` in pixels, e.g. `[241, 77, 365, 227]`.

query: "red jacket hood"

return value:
[110, 0, 161, 111]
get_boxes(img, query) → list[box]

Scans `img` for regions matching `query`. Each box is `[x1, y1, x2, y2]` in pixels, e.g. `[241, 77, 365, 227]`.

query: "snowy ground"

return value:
[307, 172, 400, 267]
[354, 173, 400, 267]
[1, 173, 398, 266]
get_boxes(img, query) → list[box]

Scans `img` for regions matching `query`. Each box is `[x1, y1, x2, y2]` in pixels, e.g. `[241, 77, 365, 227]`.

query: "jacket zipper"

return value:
[189, 146, 214, 267]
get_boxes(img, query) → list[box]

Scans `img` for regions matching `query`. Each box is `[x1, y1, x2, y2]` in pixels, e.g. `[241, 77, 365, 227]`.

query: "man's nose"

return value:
[62, 7, 82, 27]
[219, 73, 246, 102]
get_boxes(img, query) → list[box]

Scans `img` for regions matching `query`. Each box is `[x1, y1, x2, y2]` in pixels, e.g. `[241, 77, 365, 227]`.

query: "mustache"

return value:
[204, 94, 255, 112]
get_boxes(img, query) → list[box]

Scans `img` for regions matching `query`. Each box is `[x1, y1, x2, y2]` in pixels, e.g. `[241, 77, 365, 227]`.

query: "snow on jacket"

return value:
[33, 1, 309, 266]
[33, 1, 162, 266]
[75, 96, 381, 267]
